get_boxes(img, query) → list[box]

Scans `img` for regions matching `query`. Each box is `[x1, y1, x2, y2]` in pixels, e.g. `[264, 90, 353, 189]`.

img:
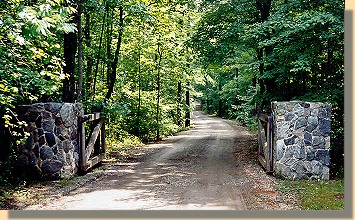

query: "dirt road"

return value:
[25, 111, 260, 210]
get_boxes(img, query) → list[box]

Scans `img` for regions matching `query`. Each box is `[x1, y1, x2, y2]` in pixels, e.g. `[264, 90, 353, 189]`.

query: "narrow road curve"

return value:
[27, 111, 256, 210]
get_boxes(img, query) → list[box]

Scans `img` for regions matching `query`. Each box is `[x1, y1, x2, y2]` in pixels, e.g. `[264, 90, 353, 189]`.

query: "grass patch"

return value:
[0, 188, 13, 209]
[0, 185, 44, 209]
[105, 124, 193, 162]
[278, 179, 344, 210]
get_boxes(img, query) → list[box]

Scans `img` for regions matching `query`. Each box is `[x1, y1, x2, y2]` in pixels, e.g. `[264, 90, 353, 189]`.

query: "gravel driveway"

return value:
[24, 111, 299, 210]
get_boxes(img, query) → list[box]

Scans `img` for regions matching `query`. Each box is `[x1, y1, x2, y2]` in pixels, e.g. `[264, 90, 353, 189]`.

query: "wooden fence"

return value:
[78, 112, 106, 172]
[258, 113, 274, 173]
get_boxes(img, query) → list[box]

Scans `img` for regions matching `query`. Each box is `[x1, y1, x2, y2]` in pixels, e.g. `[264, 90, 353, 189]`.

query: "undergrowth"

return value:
[278, 179, 344, 210]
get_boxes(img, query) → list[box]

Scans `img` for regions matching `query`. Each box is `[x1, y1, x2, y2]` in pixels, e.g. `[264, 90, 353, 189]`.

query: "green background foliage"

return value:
[190, 0, 344, 179]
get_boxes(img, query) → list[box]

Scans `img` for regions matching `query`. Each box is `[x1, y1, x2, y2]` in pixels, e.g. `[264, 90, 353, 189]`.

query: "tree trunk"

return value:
[204, 74, 209, 113]
[62, 6, 78, 103]
[218, 81, 222, 117]
[256, 0, 273, 104]
[185, 83, 190, 127]
[92, 4, 107, 102]
[105, 5, 123, 100]
[256, 0, 271, 21]
[84, 12, 93, 103]
[76, 0, 83, 102]
[257, 48, 265, 95]
[136, 48, 141, 137]
[106, 9, 113, 87]
[155, 44, 163, 140]
[177, 81, 182, 126]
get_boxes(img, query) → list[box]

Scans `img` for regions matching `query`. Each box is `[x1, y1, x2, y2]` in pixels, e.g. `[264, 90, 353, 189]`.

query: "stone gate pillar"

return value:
[18, 103, 84, 179]
[272, 101, 332, 180]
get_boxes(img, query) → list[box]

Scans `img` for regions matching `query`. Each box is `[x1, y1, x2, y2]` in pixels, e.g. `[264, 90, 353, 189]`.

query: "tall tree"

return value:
[76, 0, 84, 102]
[62, 0, 78, 103]
[105, 3, 124, 100]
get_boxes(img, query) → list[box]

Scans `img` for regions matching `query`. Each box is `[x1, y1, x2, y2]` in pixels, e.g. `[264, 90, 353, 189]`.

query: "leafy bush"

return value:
[0, 150, 21, 187]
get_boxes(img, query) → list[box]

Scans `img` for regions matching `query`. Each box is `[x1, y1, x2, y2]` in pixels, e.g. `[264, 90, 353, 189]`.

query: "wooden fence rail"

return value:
[258, 113, 273, 173]
[78, 112, 106, 172]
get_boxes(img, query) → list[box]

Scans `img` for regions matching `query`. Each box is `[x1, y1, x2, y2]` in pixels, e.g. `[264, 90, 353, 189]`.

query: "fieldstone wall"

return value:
[18, 103, 84, 179]
[272, 101, 331, 180]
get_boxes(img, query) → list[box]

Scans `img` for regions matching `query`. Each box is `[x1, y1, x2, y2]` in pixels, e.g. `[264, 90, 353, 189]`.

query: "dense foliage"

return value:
[190, 0, 344, 178]
[0, 0, 196, 185]
[1, 0, 76, 185]
[0, 0, 344, 186]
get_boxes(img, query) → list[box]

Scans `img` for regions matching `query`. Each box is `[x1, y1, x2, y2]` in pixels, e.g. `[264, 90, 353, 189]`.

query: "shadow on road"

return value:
[27, 111, 256, 210]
